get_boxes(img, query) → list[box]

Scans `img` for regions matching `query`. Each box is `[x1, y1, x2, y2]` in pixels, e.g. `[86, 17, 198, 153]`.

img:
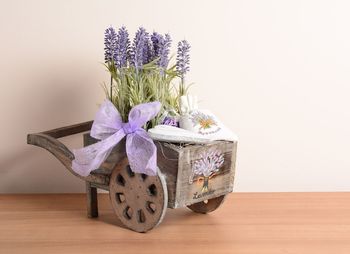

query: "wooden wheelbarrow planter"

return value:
[27, 121, 237, 232]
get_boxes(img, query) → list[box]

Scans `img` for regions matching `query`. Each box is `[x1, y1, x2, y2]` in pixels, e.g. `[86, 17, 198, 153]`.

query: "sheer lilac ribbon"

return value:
[72, 100, 161, 177]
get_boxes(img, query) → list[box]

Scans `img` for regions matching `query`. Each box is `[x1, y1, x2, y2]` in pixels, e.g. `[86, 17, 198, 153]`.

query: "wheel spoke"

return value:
[145, 201, 157, 214]
[137, 209, 146, 223]
[122, 206, 133, 220]
[115, 192, 126, 204]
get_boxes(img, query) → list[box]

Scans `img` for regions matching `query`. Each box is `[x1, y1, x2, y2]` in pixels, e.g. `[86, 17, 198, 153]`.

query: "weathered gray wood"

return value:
[86, 182, 98, 218]
[154, 141, 179, 208]
[174, 140, 237, 208]
[90, 182, 110, 191]
[109, 157, 168, 233]
[155, 140, 237, 209]
[42, 121, 93, 138]
[27, 132, 108, 185]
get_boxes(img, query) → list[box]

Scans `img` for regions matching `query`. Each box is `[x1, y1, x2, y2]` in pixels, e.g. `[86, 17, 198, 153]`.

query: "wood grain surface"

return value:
[0, 193, 349, 254]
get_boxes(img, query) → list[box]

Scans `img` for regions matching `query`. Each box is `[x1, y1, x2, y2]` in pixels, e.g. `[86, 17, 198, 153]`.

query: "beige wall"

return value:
[1, 0, 349, 193]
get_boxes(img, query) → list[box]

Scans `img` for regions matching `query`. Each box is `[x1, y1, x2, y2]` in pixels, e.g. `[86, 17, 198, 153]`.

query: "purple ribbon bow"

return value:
[72, 100, 161, 177]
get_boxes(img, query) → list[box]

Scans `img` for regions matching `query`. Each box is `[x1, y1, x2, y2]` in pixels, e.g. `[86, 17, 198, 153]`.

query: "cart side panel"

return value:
[174, 141, 237, 208]
[155, 141, 179, 208]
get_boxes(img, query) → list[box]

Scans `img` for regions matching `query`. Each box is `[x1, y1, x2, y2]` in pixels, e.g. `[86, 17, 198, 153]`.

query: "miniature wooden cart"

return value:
[27, 121, 237, 232]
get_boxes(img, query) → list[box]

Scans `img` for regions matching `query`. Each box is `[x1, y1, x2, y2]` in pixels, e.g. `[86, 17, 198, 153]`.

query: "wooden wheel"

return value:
[109, 157, 168, 233]
[187, 195, 226, 214]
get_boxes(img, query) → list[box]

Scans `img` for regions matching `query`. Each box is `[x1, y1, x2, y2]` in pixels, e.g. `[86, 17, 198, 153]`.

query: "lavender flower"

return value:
[114, 26, 130, 68]
[191, 150, 224, 192]
[151, 32, 163, 59]
[159, 34, 171, 70]
[104, 27, 117, 63]
[176, 40, 191, 80]
[162, 116, 179, 127]
[151, 33, 172, 70]
[193, 150, 224, 177]
[130, 27, 151, 69]
[144, 39, 153, 64]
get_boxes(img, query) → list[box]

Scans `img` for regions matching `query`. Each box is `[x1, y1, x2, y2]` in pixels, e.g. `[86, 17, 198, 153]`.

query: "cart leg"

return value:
[86, 182, 98, 218]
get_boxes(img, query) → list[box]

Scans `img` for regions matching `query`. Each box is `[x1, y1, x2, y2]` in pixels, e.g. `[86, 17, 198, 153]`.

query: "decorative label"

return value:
[189, 111, 221, 135]
[189, 150, 225, 193]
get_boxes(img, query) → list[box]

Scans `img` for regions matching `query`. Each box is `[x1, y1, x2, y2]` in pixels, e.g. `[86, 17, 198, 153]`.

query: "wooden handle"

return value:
[42, 121, 93, 138]
[27, 121, 108, 186]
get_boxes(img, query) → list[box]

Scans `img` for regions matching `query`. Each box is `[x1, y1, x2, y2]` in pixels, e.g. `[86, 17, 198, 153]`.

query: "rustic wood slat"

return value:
[155, 141, 179, 208]
[86, 182, 98, 218]
[42, 121, 93, 138]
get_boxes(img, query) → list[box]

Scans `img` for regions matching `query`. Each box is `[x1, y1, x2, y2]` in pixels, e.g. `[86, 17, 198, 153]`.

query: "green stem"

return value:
[180, 77, 185, 97]
[202, 177, 209, 193]
[110, 75, 113, 101]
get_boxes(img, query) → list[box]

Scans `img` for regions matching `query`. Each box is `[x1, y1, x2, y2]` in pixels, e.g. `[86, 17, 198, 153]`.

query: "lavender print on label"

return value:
[190, 150, 224, 193]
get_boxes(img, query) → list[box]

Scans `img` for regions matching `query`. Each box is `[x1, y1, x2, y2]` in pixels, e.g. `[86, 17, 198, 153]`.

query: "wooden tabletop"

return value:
[0, 193, 349, 254]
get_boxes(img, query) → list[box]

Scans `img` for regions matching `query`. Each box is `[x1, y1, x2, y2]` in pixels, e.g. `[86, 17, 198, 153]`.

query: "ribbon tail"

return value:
[125, 129, 158, 176]
[72, 129, 126, 176]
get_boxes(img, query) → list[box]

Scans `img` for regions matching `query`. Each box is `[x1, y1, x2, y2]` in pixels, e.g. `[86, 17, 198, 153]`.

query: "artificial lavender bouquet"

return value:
[72, 25, 236, 177]
[71, 26, 192, 176]
[103, 26, 191, 128]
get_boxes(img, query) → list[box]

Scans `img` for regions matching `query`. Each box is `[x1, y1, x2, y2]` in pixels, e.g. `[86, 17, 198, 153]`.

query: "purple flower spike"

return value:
[176, 40, 191, 79]
[130, 27, 151, 69]
[104, 27, 117, 63]
[114, 26, 130, 68]
[151, 32, 172, 71]
[158, 33, 171, 70]
[151, 32, 163, 60]
[144, 39, 153, 64]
